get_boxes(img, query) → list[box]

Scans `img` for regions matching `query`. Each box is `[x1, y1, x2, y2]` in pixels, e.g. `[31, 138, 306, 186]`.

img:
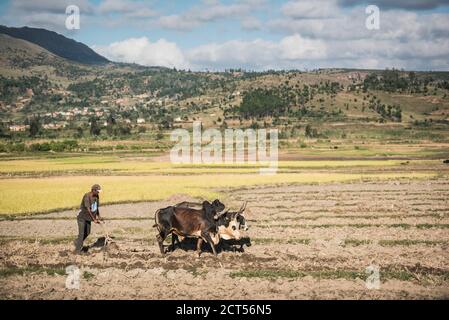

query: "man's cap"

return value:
[91, 184, 102, 192]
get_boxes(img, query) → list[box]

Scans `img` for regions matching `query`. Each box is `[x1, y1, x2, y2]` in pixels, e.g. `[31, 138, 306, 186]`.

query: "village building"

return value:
[9, 125, 29, 132]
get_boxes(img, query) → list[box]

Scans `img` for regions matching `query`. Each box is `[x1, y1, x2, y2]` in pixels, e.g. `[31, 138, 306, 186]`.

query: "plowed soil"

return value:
[1, 179, 448, 299]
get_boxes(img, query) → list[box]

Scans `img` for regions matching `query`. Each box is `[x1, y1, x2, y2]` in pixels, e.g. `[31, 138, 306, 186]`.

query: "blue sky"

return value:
[1, 0, 449, 71]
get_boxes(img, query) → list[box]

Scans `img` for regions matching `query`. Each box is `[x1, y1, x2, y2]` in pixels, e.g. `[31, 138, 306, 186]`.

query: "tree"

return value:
[90, 117, 101, 136]
[29, 116, 41, 137]
[0, 122, 7, 138]
[117, 124, 131, 136]
[305, 124, 312, 138]
[106, 114, 116, 136]
[305, 124, 318, 138]
[74, 126, 84, 138]
[238, 88, 286, 119]
[159, 116, 173, 130]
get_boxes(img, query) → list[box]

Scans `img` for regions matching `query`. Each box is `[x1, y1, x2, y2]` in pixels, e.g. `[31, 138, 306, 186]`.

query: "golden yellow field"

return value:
[0, 155, 445, 215]
[0, 157, 415, 174]
[0, 170, 436, 215]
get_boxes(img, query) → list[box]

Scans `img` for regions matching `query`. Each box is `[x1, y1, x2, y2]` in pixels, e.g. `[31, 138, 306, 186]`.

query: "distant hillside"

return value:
[0, 33, 103, 82]
[0, 25, 109, 65]
[0, 33, 64, 67]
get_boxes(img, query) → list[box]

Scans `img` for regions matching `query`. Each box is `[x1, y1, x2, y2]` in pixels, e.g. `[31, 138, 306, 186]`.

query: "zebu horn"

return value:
[238, 201, 247, 213]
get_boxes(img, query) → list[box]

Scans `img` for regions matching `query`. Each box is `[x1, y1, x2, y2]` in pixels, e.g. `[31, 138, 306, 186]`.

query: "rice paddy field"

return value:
[0, 156, 440, 215]
[0, 150, 448, 299]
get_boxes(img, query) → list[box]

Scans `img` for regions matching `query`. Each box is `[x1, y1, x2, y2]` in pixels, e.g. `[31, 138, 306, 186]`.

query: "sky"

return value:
[1, 0, 449, 71]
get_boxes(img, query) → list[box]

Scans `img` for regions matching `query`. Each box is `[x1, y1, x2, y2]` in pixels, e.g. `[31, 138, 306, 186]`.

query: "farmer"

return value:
[74, 184, 102, 254]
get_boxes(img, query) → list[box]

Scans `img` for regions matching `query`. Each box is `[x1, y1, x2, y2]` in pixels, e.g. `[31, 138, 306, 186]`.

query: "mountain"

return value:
[0, 25, 109, 65]
[0, 32, 160, 84]
[0, 33, 66, 68]
[0, 32, 103, 83]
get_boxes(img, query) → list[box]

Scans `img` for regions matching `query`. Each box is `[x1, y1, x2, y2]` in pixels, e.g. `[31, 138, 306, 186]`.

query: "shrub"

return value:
[9, 143, 26, 152]
[28, 140, 79, 152]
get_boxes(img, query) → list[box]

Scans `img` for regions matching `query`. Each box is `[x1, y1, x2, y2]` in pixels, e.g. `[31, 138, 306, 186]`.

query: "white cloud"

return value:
[92, 33, 327, 71]
[186, 34, 328, 70]
[125, 8, 158, 19]
[93, 29, 449, 71]
[98, 0, 131, 13]
[192, 2, 258, 22]
[0, 0, 158, 33]
[92, 37, 190, 69]
[97, 0, 157, 18]
[266, 2, 449, 70]
[156, 0, 267, 31]
[270, 4, 449, 43]
[339, 0, 449, 10]
[241, 16, 263, 31]
[10, 0, 95, 14]
[279, 34, 327, 60]
[187, 39, 277, 66]
[0, 0, 95, 33]
[281, 0, 339, 19]
[157, 15, 201, 31]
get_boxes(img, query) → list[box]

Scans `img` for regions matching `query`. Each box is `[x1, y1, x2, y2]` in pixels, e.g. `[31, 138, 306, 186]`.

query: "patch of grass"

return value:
[0, 215, 73, 221]
[343, 239, 373, 246]
[0, 266, 66, 278]
[379, 239, 448, 246]
[229, 269, 371, 281]
[252, 212, 443, 223]
[229, 269, 437, 282]
[416, 224, 449, 229]
[251, 238, 310, 245]
[251, 238, 283, 244]
[347, 223, 381, 228]
[287, 238, 311, 245]
[185, 266, 207, 278]
[230, 269, 304, 279]
[0, 236, 74, 244]
[255, 223, 382, 229]
[390, 223, 413, 229]
[254, 223, 449, 229]
[83, 271, 95, 280]
[383, 271, 415, 282]
[343, 239, 448, 247]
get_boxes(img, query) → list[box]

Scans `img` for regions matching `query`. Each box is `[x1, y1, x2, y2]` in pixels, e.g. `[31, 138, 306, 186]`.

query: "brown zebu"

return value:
[170, 201, 249, 253]
[153, 200, 225, 257]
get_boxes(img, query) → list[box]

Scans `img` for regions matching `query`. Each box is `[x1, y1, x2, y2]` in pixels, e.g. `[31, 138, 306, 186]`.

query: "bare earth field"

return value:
[0, 179, 448, 299]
